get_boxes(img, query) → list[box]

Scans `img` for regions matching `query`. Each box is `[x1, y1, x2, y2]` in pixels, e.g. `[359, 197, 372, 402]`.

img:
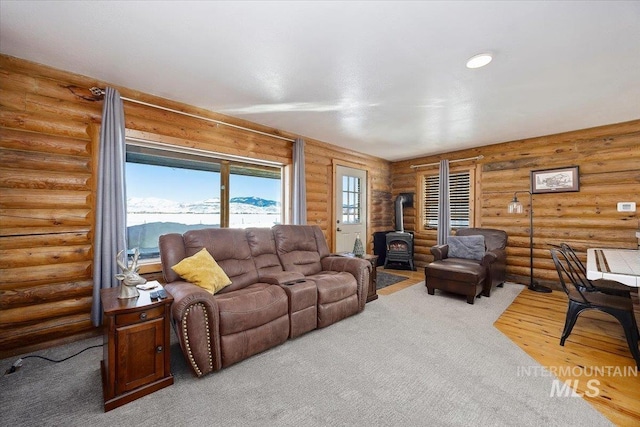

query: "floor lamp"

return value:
[508, 191, 552, 293]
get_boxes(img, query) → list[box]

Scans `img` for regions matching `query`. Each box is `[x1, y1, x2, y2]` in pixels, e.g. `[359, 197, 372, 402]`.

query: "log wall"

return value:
[2, 51, 637, 357]
[0, 54, 392, 357]
[391, 120, 640, 287]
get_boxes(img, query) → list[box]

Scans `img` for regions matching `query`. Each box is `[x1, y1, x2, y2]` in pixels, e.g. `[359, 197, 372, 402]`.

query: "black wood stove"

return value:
[383, 193, 415, 271]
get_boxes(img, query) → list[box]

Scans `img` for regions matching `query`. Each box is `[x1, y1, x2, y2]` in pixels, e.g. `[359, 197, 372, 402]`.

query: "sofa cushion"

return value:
[215, 283, 289, 335]
[447, 235, 485, 261]
[220, 315, 289, 368]
[246, 227, 284, 276]
[273, 225, 325, 276]
[159, 233, 187, 283]
[183, 228, 259, 292]
[308, 271, 358, 304]
[457, 228, 507, 251]
[171, 248, 231, 294]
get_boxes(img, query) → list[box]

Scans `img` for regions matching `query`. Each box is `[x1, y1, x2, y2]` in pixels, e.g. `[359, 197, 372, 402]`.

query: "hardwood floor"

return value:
[376, 267, 640, 427]
[494, 288, 640, 427]
[376, 267, 424, 295]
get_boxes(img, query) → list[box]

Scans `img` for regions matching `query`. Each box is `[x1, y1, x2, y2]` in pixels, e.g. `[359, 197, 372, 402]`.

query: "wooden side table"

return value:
[363, 254, 379, 302]
[100, 286, 174, 412]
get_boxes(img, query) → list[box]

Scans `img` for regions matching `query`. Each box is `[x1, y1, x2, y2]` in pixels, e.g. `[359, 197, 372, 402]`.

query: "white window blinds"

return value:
[424, 171, 470, 229]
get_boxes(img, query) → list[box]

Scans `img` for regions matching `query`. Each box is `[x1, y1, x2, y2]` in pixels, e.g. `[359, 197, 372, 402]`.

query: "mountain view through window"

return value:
[125, 145, 282, 259]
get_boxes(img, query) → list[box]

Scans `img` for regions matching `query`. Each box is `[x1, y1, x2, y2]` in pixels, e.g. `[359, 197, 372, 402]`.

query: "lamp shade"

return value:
[508, 197, 524, 214]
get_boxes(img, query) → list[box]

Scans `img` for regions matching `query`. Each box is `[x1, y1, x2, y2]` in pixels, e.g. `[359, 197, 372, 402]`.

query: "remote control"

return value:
[149, 290, 159, 299]
[156, 288, 167, 299]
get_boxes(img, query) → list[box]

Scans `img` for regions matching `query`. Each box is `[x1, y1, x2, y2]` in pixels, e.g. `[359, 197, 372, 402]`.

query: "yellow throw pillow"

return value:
[171, 248, 231, 294]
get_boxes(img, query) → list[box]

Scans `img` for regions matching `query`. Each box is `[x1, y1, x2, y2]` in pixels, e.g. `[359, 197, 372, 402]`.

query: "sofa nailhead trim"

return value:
[182, 303, 214, 376]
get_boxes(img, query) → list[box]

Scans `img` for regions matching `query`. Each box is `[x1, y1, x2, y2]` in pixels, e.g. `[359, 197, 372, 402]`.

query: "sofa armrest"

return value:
[164, 280, 221, 377]
[490, 248, 507, 263]
[321, 256, 371, 312]
[481, 251, 498, 267]
[486, 248, 507, 286]
[259, 271, 306, 286]
[431, 244, 448, 261]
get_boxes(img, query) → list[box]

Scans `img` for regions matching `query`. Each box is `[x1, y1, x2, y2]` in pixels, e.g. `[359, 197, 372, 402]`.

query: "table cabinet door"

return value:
[115, 317, 165, 394]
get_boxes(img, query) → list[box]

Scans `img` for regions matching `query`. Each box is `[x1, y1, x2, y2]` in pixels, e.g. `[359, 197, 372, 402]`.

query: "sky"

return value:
[126, 163, 281, 203]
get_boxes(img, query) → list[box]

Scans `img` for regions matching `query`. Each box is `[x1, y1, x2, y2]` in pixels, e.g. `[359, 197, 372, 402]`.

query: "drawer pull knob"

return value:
[140, 312, 147, 320]
[156, 345, 163, 353]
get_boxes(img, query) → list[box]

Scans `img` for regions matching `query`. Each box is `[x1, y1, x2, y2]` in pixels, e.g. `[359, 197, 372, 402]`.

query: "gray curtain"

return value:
[91, 87, 127, 326]
[437, 159, 450, 245]
[292, 138, 307, 224]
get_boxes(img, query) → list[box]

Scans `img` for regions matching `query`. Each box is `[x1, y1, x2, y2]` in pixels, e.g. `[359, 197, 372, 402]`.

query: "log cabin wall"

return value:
[391, 119, 640, 287]
[0, 54, 392, 358]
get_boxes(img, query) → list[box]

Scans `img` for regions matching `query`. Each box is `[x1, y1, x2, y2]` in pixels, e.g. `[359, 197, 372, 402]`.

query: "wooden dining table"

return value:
[586, 248, 640, 287]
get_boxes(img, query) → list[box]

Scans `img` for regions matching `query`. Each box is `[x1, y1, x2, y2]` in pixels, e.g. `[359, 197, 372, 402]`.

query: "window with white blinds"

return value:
[423, 171, 471, 229]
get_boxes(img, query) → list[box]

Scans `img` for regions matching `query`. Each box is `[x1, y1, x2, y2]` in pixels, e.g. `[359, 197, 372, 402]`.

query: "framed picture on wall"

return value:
[531, 166, 580, 194]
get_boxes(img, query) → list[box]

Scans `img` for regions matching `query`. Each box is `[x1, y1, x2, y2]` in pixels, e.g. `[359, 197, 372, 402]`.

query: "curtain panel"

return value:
[91, 87, 128, 326]
[437, 159, 451, 245]
[292, 138, 307, 225]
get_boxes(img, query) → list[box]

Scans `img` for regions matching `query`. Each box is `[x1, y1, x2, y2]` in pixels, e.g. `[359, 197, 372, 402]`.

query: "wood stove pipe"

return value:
[394, 193, 414, 232]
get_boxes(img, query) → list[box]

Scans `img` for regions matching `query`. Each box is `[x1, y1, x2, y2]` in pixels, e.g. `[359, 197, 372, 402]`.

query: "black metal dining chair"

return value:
[558, 243, 631, 298]
[550, 248, 640, 368]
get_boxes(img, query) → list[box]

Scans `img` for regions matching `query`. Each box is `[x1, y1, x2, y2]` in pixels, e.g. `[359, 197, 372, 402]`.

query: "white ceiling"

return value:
[1, 1, 639, 161]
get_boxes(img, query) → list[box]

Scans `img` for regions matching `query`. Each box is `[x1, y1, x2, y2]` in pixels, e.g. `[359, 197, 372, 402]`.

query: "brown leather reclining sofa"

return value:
[159, 224, 371, 377]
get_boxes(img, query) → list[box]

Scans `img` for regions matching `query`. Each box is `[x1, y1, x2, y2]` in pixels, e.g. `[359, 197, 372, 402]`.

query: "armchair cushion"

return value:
[447, 235, 485, 261]
[171, 248, 232, 294]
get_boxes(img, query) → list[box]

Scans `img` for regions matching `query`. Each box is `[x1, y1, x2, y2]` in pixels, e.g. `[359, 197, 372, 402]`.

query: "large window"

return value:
[422, 170, 472, 229]
[125, 143, 283, 259]
[229, 164, 283, 228]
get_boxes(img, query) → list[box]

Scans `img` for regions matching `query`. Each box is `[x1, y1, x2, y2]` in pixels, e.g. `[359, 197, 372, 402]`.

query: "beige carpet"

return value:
[0, 283, 612, 426]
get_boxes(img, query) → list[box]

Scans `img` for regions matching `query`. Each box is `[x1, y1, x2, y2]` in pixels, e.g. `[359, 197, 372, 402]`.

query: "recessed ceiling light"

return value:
[466, 53, 493, 69]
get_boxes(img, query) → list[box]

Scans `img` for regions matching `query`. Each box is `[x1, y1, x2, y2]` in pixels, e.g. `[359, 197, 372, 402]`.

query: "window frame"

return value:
[341, 174, 362, 225]
[417, 166, 476, 232]
[124, 139, 285, 263]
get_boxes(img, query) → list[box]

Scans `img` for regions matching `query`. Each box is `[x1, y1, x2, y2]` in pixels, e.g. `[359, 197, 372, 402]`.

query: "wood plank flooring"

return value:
[376, 267, 640, 427]
[376, 267, 424, 295]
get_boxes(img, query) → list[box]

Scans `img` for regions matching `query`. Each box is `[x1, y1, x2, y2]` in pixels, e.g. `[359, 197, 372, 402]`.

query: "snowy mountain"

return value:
[230, 196, 279, 208]
[128, 197, 280, 214]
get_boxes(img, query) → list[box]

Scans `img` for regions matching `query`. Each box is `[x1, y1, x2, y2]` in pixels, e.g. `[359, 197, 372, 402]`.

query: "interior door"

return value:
[335, 165, 367, 253]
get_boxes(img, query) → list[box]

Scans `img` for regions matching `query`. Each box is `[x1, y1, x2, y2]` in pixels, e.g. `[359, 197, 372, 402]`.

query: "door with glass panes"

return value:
[335, 165, 367, 254]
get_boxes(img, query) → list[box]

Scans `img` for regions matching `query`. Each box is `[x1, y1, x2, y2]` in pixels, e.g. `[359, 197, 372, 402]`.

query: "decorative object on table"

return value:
[115, 248, 146, 299]
[531, 166, 579, 194]
[353, 233, 365, 258]
[508, 191, 552, 293]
